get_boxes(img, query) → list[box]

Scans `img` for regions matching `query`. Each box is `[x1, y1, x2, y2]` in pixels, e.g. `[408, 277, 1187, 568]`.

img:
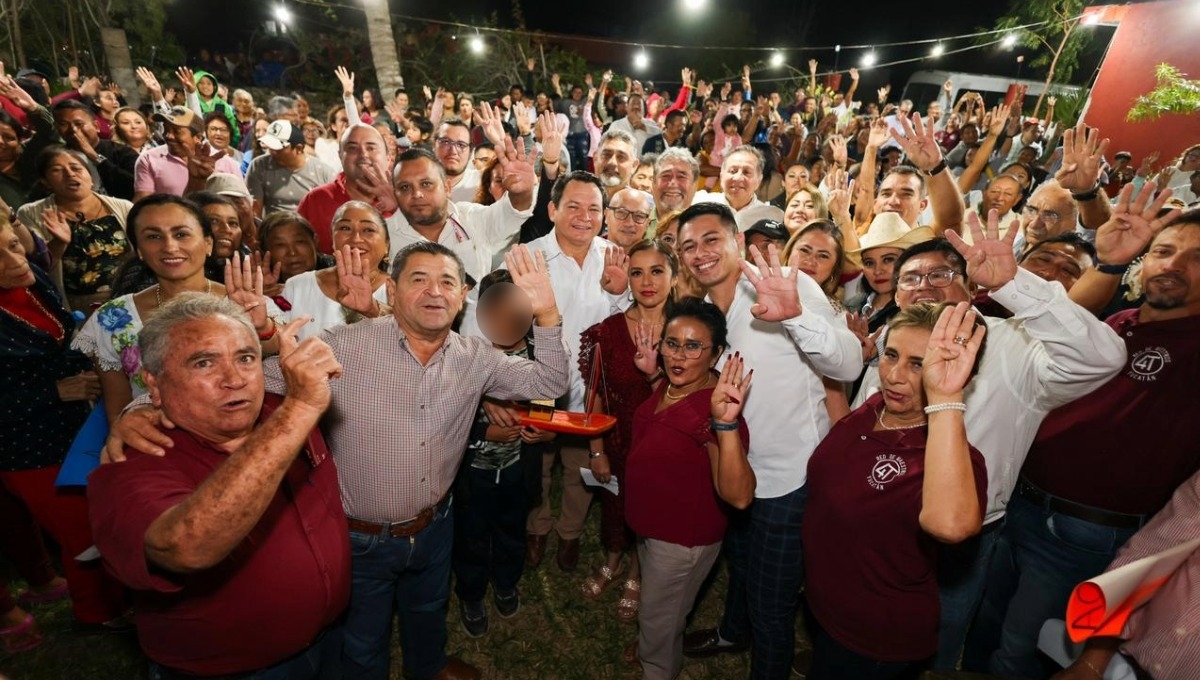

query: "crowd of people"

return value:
[0, 49, 1198, 680]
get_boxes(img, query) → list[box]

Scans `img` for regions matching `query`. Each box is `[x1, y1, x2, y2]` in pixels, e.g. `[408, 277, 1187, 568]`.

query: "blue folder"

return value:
[55, 404, 109, 487]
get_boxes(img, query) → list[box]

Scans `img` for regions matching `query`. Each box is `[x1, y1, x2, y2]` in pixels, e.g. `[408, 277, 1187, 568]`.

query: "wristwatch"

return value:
[589, 451, 605, 459]
[93, 154, 108, 165]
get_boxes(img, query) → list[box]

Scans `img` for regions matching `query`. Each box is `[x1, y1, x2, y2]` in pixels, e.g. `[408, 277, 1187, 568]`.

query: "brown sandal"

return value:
[616, 578, 641, 622]
[581, 563, 624, 600]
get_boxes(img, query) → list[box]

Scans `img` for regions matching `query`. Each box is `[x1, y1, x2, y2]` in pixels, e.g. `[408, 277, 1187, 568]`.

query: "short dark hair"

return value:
[478, 268, 513, 296]
[51, 98, 95, 119]
[892, 238, 968, 288]
[258, 211, 317, 254]
[203, 111, 232, 134]
[390, 241, 466, 286]
[883, 165, 929, 195]
[509, 84, 524, 95]
[721, 113, 741, 130]
[678, 202, 738, 236]
[664, 296, 729, 356]
[438, 119, 471, 137]
[187, 190, 236, 213]
[127, 194, 211, 250]
[664, 109, 685, 126]
[550, 171, 606, 209]
[1019, 232, 1097, 265]
[409, 115, 433, 137]
[395, 147, 446, 182]
[394, 88, 407, 99]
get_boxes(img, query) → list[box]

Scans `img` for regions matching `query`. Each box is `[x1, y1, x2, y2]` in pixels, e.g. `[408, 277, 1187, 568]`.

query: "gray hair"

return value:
[139, 293, 257, 376]
[599, 128, 636, 152]
[655, 147, 700, 181]
[232, 88, 253, 103]
[724, 145, 765, 175]
[611, 186, 655, 213]
[267, 96, 295, 119]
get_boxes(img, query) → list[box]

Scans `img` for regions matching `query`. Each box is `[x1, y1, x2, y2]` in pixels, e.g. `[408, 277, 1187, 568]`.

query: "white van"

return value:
[901, 69, 1081, 115]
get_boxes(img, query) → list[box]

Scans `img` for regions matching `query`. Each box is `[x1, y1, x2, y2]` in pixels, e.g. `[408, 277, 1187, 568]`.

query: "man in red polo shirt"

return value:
[966, 186, 1199, 679]
[88, 295, 350, 679]
[297, 123, 398, 254]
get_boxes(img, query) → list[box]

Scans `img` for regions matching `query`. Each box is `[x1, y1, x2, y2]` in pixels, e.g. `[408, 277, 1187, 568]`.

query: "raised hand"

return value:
[175, 66, 196, 94]
[512, 101, 532, 136]
[334, 245, 380, 315]
[42, 209, 72, 245]
[1094, 182, 1181, 266]
[421, 84, 432, 103]
[849, 67, 859, 81]
[946, 209, 1018, 290]
[497, 135, 537, 196]
[351, 161, 398, 215]
[985, 103, 1011, 137]
[334, 66, 355, 98]
[711, 351, 752, 424]
[476, 101, 508, 149]
[0, 75, 36, 112]
[828, 133, 848, 167]
[584, 73, 594, 87]
[633, 320, 660, 376]
[186, 140, 222, 180]
[846, 311, 881, 362]
[526, 57, 537, 72]
[600, 246, 629, 295]
[867, 116, 891, 149]
[135, 66, 164, 101]
[68, 65, 80, 87]
[739, 244, 803, 321]
[681, 67, 694, 87]
[277, 317, 342, 414]
[1055, 122, 1109, 194]
[78, 76, 102, 98]
[538, 110, 563, 164]
[825, 166, 852, 220]
[224, 252, 270, 332]
[504, 245, 559, 323]
[891, 113, 944, 173]
[1136, 152, 1159, 178]
[922, 302, 985, 400]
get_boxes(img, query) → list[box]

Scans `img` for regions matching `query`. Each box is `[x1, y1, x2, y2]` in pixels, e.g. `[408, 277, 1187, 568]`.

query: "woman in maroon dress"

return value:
[577, 240, 677, 621]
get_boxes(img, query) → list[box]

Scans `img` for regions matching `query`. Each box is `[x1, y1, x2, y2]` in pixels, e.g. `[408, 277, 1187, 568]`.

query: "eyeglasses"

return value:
[435, 137, 470, 152]
[610, 207, 651, 225]
[206, 126, 230, 135]
[1022, 205, 1062, 224]
[661, 338, 711, 359]
[897, 268, 961, 290]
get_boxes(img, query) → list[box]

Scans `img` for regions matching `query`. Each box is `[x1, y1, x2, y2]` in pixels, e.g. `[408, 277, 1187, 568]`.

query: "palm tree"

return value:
[362, 0, 403, 98]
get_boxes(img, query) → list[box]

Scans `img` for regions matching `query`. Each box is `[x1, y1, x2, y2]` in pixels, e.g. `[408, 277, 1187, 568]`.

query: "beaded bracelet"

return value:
[923, 402, 966, 414]
[711, 419, 739, 432]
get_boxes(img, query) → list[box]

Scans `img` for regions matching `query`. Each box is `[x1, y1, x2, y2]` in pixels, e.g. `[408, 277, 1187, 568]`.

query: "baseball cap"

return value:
[152, 105, 203, 134]
[205, 173, 251, 200]
[16, 67, 50, 81]
[1114, 151, 1133, 161]
[744, 219, 790, 243]
[259, 120, 305, 150]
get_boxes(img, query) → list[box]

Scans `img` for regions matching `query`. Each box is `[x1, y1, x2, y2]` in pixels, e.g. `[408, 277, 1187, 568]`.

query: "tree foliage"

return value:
[986, 0, 1092, 116]
[1127, 63, 1200, 123]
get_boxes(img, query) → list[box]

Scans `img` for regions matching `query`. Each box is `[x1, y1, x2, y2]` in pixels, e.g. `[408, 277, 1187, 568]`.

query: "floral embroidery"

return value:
[61, 214, 129, 295]
[96, 302, 133, 332]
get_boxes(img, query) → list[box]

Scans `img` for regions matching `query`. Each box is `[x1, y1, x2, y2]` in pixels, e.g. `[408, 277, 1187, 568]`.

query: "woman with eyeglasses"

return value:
[624, 297, 755, 678]
[202, 111, 239, 165]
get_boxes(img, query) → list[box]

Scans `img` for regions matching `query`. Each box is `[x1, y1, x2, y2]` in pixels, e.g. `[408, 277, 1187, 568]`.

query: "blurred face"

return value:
[197, 77, 216, 98]
[164, 124, 200, 158]
[627, 96, 645, 124]
[340, 125, 388, 183]
[1140, 226, 1200, 313]
[1021, 241, 1091, 291]
[265, 222, 318, 281]
[875, 173, 927, 227]
[791, 230, 839, 286]
[861, 247, 903, 296]
[895, 253, 970, 308]
[784, 165, 809, 197]
[878, 326, 931, 420]
[392, 252, 466, 336]
[395, 92, 409, 110]
[629, 248, 674, 310]
[116, 110, 148, 145]
[721, 151, 762, 210]
[803, 97, 817, 113]
[784, 190, 818, 233]
[472, 147, 497, 172]
[362, 90, 375, 109]
[665, 115, 686, 140]
[630, 164, 654, 192]
[548, 179, 605, 251]
[202, 203, 242, 259]
[1005, 166, 1031, 191]
[458, 98, 474, 120]
[653, 158, 696, 213]
[254, 118, 269, 138]
[294, 97, 310, 121]
[477, 282, 532, 347]
[596, 139, 636, 189]
[42, 152, 93, 201]
[434, 123, 472, 177]
[333, 205, 389, 270]
[487, 165, 506, 202]
[233, 91, 254, 116]
[984, 176, 1022, 215]
[55, 108, 101, 147]
[395, 157, 450, 228]
[97, 90, 120, 114]
[1021, 188, 1076, 247]
[143, 316, 264, 446]
[134, 204, 213, 282]
[1017, 147, 1037, 166]
[927, 101, 943, 121]
[0, 224, 35, 289]
[746, 232, 786, 256]
[606, 188, 652, 250]
[660, 317, 720, 387]
[678, 215, 741, 288]
[0, 123, 19, 162]
[206, 120, 232, 151]
[302, 123, 321, 146]
[657, 220, 679, 251]
[961, 125, 980, 146]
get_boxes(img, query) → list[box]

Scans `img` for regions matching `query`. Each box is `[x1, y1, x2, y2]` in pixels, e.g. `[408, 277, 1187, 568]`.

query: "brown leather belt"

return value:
[347, 495, 451, 538]
[1016, 478, 1147, 530]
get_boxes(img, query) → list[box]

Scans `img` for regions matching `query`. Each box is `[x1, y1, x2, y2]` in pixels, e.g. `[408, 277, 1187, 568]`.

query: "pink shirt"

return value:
[133, 145, 244, 196]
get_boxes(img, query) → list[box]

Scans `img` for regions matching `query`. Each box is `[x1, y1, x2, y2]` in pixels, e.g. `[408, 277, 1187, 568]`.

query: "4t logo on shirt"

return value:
[868, 454, 908, 491]
[1127, 346, 1171, 382]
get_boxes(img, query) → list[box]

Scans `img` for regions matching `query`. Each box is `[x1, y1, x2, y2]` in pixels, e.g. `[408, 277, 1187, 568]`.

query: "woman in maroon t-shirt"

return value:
[803, 302, 989, 680]
[625, 297, 755, 680]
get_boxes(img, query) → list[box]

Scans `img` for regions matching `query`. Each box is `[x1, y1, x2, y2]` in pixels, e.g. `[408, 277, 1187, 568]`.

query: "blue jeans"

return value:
[148, 625, 343, 680]
[342, 501, 454, 680]
[806, 601, 922, 680]
[453, 462, 527, 603]
[932, 518, 1003, 670]
[565, 132, 590, 173]
[718, 484, 808, 680]
[964, 495, 1140, 679]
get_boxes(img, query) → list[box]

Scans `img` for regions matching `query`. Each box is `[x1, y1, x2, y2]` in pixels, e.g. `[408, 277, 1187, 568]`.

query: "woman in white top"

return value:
[283, 200, 392, 340]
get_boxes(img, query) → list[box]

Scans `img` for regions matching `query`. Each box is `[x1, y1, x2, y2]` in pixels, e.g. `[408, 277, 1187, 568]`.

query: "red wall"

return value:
[1083, 1, 1200, 165]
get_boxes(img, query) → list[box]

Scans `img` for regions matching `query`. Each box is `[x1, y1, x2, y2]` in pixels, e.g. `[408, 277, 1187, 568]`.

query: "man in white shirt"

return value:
[692, 146, 785, 231]
[434, 120, 481, 203]
[852, 217, 1125, 670]
[389, 145, 534, 282]
[607, 94, 662, 155]
[675, 202, 860, 679]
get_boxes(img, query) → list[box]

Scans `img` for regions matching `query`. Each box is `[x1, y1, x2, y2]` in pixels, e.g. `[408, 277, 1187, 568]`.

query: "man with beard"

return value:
[966, 188, 1199, 679]
[434, 120, 480, 203]
[652, 147, 699, 216]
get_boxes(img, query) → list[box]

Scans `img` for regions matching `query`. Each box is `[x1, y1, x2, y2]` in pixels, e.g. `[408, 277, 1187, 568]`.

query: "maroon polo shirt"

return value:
[804, 394, 987, 663]
[625, 383, 749, 548]
[297, 173, 396, 255]
[88, 394, 350, 676]
[1021, 309, 1200, 516]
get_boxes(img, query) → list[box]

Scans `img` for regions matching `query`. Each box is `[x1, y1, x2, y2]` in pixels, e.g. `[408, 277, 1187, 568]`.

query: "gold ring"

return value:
[953, 336, 968, 346]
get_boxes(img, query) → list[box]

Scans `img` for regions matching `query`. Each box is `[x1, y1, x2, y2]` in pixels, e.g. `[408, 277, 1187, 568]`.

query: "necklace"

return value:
[877, 406, 926, 431]
[627, 307, 664, 327]
[0, 288, 65, 341]
[156, 280, 214, 308]
[664, 374, 714, 401]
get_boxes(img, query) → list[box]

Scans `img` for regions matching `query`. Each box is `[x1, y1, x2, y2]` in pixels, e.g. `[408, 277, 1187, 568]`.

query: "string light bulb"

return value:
[634, 50, 649, 70]
[770, 51, 784, 67]
[469, 34, 484, 54]
[861, 51, 877, 68]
